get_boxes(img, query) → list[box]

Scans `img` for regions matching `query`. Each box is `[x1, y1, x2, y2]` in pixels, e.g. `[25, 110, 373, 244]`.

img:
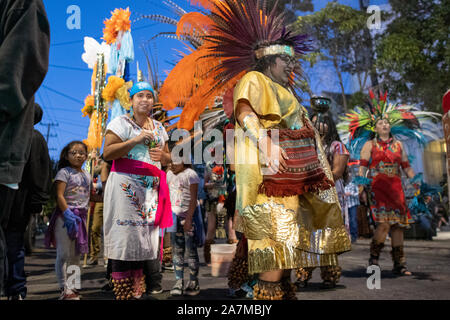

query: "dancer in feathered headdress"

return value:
[157, 0, 351, 299]
[338, 89, 441, 160]
[339, 90, 441, 276]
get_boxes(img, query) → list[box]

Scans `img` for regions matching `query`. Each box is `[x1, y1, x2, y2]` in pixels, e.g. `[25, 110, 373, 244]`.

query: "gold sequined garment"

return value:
[233, 71, 351, 274]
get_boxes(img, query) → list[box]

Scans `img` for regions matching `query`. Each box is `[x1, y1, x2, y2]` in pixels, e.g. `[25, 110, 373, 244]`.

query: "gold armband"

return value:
[242, 114, 265, 142]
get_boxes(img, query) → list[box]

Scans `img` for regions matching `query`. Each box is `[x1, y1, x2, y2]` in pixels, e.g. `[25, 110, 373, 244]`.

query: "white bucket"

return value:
[210, 243, 237, 277]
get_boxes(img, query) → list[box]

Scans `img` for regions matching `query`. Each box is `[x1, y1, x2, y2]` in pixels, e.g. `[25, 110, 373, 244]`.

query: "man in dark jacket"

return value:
[5, 104, 52, 300]
[0, 0, 50, 296]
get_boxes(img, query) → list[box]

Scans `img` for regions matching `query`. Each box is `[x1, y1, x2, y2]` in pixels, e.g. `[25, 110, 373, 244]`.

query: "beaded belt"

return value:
[371, 163, 400, 177]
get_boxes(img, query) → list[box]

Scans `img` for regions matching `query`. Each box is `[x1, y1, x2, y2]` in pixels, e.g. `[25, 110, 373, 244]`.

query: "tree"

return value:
[266, 0, 314, 24]
[293, 2, 372, 112]
[375, 0, 450, 112]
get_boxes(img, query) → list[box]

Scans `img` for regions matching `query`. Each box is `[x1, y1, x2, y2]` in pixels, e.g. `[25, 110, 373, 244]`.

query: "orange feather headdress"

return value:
[156, 0, 310, 131]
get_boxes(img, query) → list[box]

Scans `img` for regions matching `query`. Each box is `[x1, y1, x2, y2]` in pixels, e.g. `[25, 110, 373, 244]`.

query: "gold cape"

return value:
[233, 71, 351, 274]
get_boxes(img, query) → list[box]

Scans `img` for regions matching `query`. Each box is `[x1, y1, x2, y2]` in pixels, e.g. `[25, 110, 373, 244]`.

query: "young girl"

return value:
[167, 161, 200, 296]
[45, 141, 93, 300]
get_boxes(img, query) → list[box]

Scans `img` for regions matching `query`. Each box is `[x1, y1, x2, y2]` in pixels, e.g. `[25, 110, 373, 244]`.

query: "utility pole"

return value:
[40, 122, 59, 143]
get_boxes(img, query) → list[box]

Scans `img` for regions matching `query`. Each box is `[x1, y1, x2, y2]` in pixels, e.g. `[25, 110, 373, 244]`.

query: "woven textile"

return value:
[259, 117, 334, 197]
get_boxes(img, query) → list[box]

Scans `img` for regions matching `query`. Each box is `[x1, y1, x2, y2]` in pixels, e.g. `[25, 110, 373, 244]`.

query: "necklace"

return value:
[132, 115, 154, 131]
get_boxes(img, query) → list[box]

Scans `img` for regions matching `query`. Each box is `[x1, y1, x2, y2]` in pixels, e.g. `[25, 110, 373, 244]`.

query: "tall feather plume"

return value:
[158, 45, 211, 111]
[149, 32, 203, 48]
[157, 0, 310, 130]
[176, 12, 214, 37]
[201, 0, 310, 96]
[163, 0, 187, 17]
[135, 14, 179, 25]
[189, 0, 218, 10]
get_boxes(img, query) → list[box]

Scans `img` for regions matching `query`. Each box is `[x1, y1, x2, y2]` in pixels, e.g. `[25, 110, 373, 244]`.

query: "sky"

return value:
[38, 0, 389, 160]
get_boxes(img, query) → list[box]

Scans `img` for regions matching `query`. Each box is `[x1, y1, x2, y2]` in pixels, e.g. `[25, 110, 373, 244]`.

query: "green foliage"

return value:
[266, 0, 314, 23]
[348, 91, 367, 110]
[293, 2, 372, 111]
[375, 0, 450, 112]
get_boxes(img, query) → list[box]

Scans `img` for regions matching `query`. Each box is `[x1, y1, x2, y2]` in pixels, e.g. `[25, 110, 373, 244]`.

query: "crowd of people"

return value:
[0, 0, 448, 301]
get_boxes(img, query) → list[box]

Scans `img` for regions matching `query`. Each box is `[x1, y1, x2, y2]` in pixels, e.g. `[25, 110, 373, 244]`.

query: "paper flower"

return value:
[81, 37, 111, 71]
[102, 7, 131, 45]
[81, 95, 95, 118]
[102, 76, 125, 102]
[102, 76, 132, 110]
[115, 81, 133, 110]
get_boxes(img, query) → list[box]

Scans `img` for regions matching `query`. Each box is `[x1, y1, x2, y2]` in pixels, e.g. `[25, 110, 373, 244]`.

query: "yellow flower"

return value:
[102, 76, 125, 102]
[81, 95, 95, 118]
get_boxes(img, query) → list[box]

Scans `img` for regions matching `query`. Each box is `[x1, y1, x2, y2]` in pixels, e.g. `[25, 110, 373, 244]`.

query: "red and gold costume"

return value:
[339, 90, 441, 275]
[362, 138, 413, 227]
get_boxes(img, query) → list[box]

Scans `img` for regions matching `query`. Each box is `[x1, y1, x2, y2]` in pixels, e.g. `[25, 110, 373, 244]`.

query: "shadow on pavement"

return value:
[25, 268, 55, 277]
[77, 288, 240, 301]
[411, 272, 438, 281]
[296, 282, 347, 293]
[341, 267, 437, 281]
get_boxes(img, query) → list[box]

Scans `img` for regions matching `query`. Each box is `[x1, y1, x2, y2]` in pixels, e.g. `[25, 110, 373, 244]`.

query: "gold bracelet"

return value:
[242, 114, 263, 141]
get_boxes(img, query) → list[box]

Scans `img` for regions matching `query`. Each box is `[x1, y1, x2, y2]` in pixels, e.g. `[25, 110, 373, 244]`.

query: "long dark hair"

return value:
[57, 141, 88, 171]
[254, 54, 279, 73]
[310, 111, 349, 182]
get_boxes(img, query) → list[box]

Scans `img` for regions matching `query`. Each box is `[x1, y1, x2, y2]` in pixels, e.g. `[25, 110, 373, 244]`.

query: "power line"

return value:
[49, 23, 157, 47]
[57, 119, 89, 128]
[51, 39, 87, 47]
[39, 122, 59, 143]
[42, 86, 64, 149]
[49, 64, 92, 73]
[37, 89, 63, 156]
[42, 85, 84, 105]
[49, 64, 138, 78]
[58, 127, 89, 137]
[45, 106, 81, 113]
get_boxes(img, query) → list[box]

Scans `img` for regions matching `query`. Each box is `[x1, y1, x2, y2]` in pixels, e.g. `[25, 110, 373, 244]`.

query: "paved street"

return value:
[15, 228, 450, 300]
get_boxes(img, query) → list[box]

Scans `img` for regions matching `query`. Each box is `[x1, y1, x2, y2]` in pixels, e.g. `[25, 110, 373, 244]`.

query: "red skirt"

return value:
[370, 174, 413, 227]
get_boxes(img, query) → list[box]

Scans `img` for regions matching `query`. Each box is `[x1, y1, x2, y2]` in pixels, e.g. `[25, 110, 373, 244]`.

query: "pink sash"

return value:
[111, 158, 173, 229]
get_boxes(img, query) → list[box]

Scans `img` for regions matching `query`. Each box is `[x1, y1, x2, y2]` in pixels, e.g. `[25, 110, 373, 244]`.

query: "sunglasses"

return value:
[279, 54, 296, 66]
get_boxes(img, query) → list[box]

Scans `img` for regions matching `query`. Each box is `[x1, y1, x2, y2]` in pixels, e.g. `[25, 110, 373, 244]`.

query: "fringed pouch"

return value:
[258, 115, 334, 197]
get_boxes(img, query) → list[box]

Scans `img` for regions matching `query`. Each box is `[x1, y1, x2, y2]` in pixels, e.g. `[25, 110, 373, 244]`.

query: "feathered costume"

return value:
[339, 90, 442, 276]
[150, 0, 351, 299]
[339, 90, 441, 227]
[338, 89, 441, 161]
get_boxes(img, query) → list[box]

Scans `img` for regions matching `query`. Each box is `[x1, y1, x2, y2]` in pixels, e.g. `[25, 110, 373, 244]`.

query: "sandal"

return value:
[391, 246, 412, 276]
[392, 264, 412, 276]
